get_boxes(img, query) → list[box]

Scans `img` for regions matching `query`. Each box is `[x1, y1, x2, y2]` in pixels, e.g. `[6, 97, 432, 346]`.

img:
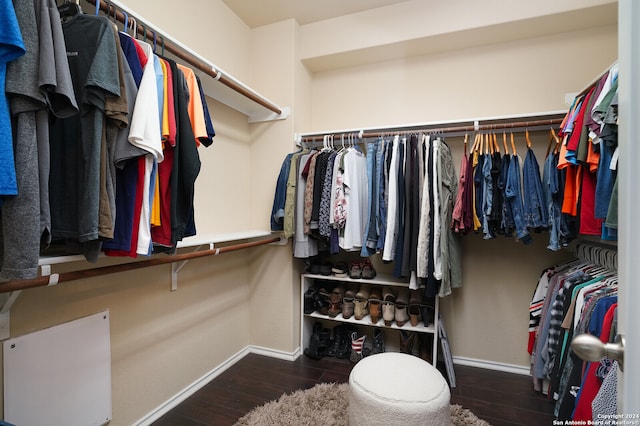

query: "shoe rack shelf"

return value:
[300, 273, 439, 366]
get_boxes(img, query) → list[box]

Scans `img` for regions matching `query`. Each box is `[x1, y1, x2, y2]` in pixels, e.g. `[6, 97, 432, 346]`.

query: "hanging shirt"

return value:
[0, 0, 25, 197]
[49, 14, 120, 251]
[340, 147, 368, 251]
[176, 64, 208, 146]
[128, 40, 162, 255]
[382, 136, 400, 261]
[195, 75, 215, 145]
[2, 0, 77, 280]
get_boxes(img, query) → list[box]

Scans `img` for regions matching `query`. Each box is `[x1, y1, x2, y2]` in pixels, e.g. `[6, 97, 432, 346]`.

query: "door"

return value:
[617, 0, 639, 414]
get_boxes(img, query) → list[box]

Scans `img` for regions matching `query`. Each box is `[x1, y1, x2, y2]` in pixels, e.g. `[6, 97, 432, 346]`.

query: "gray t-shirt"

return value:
[49, 14, 120, 247]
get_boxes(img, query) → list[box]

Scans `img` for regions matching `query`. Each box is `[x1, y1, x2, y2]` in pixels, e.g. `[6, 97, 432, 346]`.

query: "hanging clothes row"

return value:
[528, 243, 618, 422]
[557, 62, 618, 242]
[451, 130, 553, 247]
[0, 0, 215, 281]
[271, 133, 462, 298]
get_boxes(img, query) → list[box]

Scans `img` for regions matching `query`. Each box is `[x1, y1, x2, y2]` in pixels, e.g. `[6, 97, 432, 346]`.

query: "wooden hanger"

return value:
[545, 128, 560, 158]
[525, 128, 532, 149]
[492, 131, 500, 154]
[463, 133, 468, 157]
[502, 131, 509, 155]
[510, 131, 517, 156]
[471, 132, 480, 153]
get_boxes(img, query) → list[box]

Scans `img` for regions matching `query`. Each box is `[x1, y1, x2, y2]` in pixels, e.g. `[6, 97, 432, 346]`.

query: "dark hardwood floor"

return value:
[152, 353, 554, 426]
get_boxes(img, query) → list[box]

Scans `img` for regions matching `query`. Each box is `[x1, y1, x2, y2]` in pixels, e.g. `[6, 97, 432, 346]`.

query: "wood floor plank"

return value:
[152, 353, 555, 426]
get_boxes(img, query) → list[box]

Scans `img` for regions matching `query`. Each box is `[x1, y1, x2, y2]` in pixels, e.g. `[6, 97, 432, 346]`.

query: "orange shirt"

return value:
[177, 64, 208, 147]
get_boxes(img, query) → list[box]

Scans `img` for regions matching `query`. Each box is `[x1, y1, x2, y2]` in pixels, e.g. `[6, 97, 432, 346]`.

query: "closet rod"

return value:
[300, 116, 564, 143]
[86, 0, 283, 116]
[0, 236, 281, 294]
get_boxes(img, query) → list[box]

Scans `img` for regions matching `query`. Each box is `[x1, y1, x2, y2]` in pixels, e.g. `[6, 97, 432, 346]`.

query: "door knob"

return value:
[571, 333, 625, 371]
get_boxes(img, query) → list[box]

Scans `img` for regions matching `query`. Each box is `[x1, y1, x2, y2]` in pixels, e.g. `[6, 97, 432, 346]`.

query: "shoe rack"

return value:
[300, 272, 439, 366]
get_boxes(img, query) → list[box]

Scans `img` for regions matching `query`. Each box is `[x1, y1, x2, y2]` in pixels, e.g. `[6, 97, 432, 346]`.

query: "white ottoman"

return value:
[348, 352, 451, 426]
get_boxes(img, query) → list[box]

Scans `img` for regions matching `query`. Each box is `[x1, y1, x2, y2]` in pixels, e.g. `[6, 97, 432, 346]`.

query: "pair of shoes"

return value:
[342, 283, 357, 319]
[307, 258, 336, 276]
[326, 324, 351, 359]
[348, 260, 363, 278]
[354, 284, 370, 320]
[304, 322, 331, 360]
[395, 287, 410, 327]
[347, 258, 377, 279]
[331, 261, 348, 277]
[371, 328, 385, 355]
[400, 330, 416, 354]
[421, 295, 435, 326]
[304, 287, 317, 314]
[304, 286, 330, 315]
[327, 286, 345, 317]
[408, 288, 425, 326]
[381, 287, 396, 326]
[417, 334, 433, 363]
[361, 258, 376, 279]
[349, 331, 371, 364]
[368, 287, 382, 324]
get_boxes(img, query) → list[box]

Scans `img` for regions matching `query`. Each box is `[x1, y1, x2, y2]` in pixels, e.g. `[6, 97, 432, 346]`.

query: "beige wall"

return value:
[0, 1, 620, 424]
[1, 1, 289, 425]
[304, 24, 617, 367]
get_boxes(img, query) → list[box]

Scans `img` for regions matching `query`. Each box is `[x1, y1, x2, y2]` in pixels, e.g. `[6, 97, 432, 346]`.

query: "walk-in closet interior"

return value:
[1, 0, 634, 425]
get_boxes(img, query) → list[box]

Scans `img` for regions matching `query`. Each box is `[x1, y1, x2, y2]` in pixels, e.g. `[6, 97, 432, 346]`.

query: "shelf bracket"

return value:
[0, 263, 56, 340]
[170, 244, 212, 291]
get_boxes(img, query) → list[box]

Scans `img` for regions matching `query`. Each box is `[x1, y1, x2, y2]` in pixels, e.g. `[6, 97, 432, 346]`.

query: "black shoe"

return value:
[371, 328, 385, 355]
[304, 287, 317, 314]
[420, 295, 435, 326]
[304, 322, 330, 360]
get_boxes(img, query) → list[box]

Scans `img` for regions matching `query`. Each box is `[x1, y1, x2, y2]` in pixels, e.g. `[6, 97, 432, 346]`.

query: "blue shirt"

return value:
[0, 0, 26, 197]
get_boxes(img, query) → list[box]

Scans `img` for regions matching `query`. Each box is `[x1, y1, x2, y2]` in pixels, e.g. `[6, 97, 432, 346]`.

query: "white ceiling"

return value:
[222, 0, 410, 28]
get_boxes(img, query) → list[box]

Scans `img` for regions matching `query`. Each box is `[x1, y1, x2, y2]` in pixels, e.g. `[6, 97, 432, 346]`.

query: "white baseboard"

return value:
[133, 345, 300, 426]
[250, 344, 301, 361]
[452, 356, 531, 376]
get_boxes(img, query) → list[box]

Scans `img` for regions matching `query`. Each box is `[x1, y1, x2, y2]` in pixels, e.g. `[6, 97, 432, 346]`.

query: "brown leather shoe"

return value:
[409, 304, 421, 326]
[400, 330, 415, 354]
[369, 299, 382, 324]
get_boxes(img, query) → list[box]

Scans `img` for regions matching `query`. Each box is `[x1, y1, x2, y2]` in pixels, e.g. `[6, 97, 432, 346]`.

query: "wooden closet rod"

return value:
[0, 236, 281, 294]
[86, 0, 283, 116]
[300, 116, 564, 143]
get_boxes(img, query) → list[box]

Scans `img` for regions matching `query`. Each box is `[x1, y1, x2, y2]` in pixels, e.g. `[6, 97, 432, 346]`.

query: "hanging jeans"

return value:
[505, 155, 532, 244]
[499, 155, 515, 236]
[376, 140, 390, 252]
[362, 141, 380, 256]
[543, 152, 562, 251]
[522, 148, 548, 230]
[481, 153, 494, 239]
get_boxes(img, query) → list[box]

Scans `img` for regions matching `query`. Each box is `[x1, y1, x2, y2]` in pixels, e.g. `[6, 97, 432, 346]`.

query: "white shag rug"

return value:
[233, 382, 491, 426]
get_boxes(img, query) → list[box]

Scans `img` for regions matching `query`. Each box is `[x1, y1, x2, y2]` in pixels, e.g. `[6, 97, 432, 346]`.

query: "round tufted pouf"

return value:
[348, 352, 451, 426]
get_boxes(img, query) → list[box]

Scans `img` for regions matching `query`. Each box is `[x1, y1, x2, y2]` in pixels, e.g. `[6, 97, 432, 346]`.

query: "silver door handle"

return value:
[571, 333, 625, 371]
